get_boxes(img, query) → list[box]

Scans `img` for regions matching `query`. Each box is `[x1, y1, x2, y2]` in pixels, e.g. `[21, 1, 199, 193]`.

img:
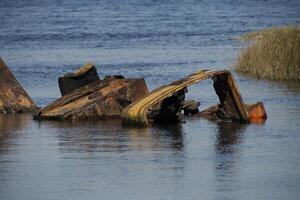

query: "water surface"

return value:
[0, 0, 300, 199]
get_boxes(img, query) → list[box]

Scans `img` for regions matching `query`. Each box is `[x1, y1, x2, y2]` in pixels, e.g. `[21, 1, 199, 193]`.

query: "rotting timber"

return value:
[0, 57, 38, 114]
[35, 76, 149, 120]
[1, 57, 266, 124]
[122, 70, 267, 126]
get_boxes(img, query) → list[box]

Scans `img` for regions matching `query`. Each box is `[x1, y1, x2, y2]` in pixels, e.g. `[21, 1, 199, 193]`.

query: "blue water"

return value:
[0, 0, 300, 200]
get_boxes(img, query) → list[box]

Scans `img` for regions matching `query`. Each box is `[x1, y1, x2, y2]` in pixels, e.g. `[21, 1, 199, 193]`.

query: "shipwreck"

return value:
[34, 63, 149, 120]
[122, 70, 267, 126]
[0, 58, 267, 126]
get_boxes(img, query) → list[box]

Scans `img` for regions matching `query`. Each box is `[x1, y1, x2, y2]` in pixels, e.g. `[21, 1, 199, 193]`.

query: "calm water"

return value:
[1, 0, 300, 199]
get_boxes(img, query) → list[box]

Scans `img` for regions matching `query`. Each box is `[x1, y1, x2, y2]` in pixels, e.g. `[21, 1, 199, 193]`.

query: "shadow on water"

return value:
[127, 123, 185, 152]
[214, 122, 247, 199]
[38, 119, 127, 154]
[39, 119, 185, 155]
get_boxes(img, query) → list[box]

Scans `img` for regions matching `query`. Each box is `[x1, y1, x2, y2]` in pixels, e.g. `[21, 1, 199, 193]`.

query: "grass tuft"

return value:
[235, 26, 300, 81]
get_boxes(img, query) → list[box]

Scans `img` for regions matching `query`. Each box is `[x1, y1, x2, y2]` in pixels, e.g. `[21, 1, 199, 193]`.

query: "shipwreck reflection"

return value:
[215, 122, 246, 154]
[0, 114, 31, 158]
[41, 119, 185, 156]
[214, 122, 246, 199]
[128, 123, 184, 152]
[0, 114, 31, 141]
[42, 119, 128, 154]
[157, 123, 184, 151]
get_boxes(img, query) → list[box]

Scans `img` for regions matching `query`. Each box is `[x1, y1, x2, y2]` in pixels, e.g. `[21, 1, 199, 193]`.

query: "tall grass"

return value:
[235, 26, 300, 81]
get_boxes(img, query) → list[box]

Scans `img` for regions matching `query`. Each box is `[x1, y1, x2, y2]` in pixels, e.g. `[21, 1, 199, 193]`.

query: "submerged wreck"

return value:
[30, 68, 267, 124]
[34, 63, 149, 120]
[0, 57, 266, 125]
[122, 70, 267, 126]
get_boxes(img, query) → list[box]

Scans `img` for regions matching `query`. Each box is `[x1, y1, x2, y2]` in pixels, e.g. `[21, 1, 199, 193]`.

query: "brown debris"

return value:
[35, 76, 149, 120]
[199, 105, 219, 120]
[182, 100, 200, 115]
[147, 89, 186, 124]
[149, 72, 252, 123]
[0, 58, 37, 114]
[198, 101, 268, 123]
[122, 70, 267, 125]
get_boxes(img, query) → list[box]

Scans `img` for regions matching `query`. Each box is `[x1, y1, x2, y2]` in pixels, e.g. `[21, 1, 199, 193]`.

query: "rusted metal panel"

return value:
[122, 70, 266, 126]
[245, 102, 267, 123]
[0, 58, 37, 114]
[35, 77, 149, 120]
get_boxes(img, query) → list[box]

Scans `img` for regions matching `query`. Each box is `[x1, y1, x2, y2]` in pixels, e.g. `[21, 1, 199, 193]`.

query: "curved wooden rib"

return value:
[122, 70, 249, 126]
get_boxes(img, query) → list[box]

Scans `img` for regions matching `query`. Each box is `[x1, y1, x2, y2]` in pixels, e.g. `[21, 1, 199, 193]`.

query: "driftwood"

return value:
[0, 58, 37, 114]
[35, 76, 149, 120]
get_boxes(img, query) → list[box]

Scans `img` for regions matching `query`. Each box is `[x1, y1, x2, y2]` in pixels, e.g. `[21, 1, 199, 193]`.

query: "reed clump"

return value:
[235, 26, 300, 81]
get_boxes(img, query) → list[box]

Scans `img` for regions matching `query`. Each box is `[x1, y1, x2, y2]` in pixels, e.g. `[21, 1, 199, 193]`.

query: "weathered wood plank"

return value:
[0, 58, 37, 114]
[35, 77, 149, 120]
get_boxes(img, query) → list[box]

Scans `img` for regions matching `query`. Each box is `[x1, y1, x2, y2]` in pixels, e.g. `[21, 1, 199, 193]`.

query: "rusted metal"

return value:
[0, 58, 37, 114]
[35, 76, 149, 120]
[245, 102, 267, 123]
[122, 70, 267, 126]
